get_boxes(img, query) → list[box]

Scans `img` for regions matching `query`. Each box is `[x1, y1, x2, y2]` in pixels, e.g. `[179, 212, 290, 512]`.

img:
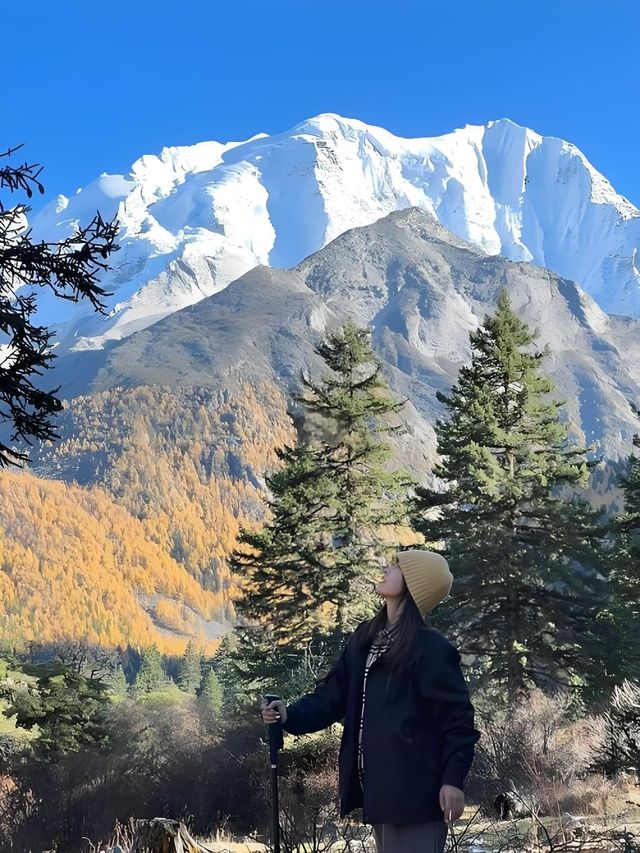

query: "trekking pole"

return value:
[263, 693, 283, 853]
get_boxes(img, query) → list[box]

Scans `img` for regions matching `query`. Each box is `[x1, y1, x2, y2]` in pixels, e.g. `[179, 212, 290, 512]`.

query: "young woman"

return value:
[261, 549, 481, 853]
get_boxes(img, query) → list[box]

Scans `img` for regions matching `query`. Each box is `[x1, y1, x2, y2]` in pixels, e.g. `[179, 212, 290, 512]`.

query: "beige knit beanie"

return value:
[396, 550, 453, 615]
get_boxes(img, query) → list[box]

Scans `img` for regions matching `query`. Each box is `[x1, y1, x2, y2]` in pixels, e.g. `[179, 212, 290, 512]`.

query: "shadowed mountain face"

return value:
[50, 207, 640, 466]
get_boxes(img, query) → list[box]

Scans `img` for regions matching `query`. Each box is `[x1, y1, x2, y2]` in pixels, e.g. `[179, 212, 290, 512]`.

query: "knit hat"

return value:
[396, 550, 453, 615]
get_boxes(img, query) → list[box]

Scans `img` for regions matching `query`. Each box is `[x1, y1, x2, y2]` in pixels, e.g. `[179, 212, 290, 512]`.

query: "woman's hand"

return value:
[261, 699, 287, 725]
[439, 784, 464, 822]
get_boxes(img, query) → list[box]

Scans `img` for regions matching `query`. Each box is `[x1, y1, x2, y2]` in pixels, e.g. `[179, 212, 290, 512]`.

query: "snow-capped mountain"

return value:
[29, 114, 640, 352]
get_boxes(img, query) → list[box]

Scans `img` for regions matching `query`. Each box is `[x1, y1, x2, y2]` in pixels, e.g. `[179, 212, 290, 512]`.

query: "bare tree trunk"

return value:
[130, 818, 213, 853]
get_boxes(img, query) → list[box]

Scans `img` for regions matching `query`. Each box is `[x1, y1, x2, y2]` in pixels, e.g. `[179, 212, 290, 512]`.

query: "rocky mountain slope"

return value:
[48, 207, 640, 463]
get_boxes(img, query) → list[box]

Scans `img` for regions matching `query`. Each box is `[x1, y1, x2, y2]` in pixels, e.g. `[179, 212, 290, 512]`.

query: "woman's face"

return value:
[375, 557, 406, 599]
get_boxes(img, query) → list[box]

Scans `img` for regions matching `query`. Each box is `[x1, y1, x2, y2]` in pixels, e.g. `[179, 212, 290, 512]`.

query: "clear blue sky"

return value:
[9, 0, 640, 215]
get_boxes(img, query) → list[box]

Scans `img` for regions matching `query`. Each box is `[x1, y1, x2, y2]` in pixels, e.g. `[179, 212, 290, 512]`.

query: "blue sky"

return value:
[8, 0, 640, 215]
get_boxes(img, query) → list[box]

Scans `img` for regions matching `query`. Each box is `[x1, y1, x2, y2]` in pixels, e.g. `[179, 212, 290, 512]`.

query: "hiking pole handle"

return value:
[263, 693, 284, 765]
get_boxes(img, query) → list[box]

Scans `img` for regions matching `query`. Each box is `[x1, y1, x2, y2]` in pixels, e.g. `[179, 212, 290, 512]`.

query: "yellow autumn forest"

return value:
[0, 380, 295, 653]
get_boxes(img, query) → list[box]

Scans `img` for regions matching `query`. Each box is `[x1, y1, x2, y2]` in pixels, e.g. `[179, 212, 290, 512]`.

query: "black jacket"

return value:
[283, 622, 481, 825]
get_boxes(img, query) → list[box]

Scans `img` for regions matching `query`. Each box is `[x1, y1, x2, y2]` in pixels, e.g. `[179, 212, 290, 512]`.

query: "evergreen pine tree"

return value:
[215, 623, 322, 703]
[411, 289, 605, 706]
[177, 641, 202, 694]
[1, 661, 110, 757]
[232, 320, 413, 657]
[110, 663, 129, 697]
[233, 442, 339, 648]
[211, 631, 243, 711]
[598, 406, 640, 684]
[596, 679, 640, 777]
[133, 644, 166, 693]
[612, 406, 640, 608]
[229, 321, 414, 699]
[296, 320, 414, 631]
[199, 667, 223, 717]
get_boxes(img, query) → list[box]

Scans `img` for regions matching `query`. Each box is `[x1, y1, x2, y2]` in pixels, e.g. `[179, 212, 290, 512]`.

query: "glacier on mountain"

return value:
[27, 113, 640, 351]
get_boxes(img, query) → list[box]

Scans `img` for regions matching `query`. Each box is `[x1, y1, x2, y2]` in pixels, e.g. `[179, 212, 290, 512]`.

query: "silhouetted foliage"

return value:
[0, 143, 119, 467]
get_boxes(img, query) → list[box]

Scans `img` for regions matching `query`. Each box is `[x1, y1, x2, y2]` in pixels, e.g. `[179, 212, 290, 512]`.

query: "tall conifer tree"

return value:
[411, 289, 605, 706]
[230, 321, 412, 692]
[232, 443, 339, 646]
[599, 406, 640, 683]
[295, 320, 413, 629]
[178, 641, 202, 694]
[199, 667, 223, 711]
[133, 644, 166, 693]
[612, 406, 640, 606]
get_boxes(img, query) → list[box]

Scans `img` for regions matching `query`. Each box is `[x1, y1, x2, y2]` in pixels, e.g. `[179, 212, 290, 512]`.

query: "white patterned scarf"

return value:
[357, 620, 400, 789]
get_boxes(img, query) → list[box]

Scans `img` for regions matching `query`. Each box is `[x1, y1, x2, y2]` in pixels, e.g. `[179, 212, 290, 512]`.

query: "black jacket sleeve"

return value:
[282, 635, 351, 735]
[415, 638, 481, 792]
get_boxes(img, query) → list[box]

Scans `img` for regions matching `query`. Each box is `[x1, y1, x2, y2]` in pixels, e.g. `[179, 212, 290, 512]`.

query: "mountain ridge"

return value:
[46, 208, 640, 463]
[28, 114, 640, 354]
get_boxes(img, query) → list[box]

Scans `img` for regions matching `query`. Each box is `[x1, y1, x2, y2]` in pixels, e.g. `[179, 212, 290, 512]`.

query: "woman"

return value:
[261, 549, 481, 853]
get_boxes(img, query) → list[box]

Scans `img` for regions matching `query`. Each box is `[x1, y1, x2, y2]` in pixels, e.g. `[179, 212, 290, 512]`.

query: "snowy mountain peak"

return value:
[27, 113, 640, 352]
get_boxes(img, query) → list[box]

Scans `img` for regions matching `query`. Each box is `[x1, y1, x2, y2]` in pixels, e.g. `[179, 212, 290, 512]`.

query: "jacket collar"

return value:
[384, 617, 401, 636]
[373, 618, 400, 646]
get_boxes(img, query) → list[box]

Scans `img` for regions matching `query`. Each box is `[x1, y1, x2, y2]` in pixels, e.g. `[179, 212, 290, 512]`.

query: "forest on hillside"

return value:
[0, 308, 638, 850]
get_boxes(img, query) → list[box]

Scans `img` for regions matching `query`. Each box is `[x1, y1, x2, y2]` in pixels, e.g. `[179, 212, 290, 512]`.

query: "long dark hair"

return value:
[357, 585, 426, 674]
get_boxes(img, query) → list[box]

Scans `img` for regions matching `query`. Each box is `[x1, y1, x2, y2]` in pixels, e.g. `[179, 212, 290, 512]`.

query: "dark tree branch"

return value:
[0, 144, 120, 467]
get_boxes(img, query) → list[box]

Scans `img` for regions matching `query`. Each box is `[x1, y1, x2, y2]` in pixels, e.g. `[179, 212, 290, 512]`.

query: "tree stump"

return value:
[130, 818, 213, 853]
